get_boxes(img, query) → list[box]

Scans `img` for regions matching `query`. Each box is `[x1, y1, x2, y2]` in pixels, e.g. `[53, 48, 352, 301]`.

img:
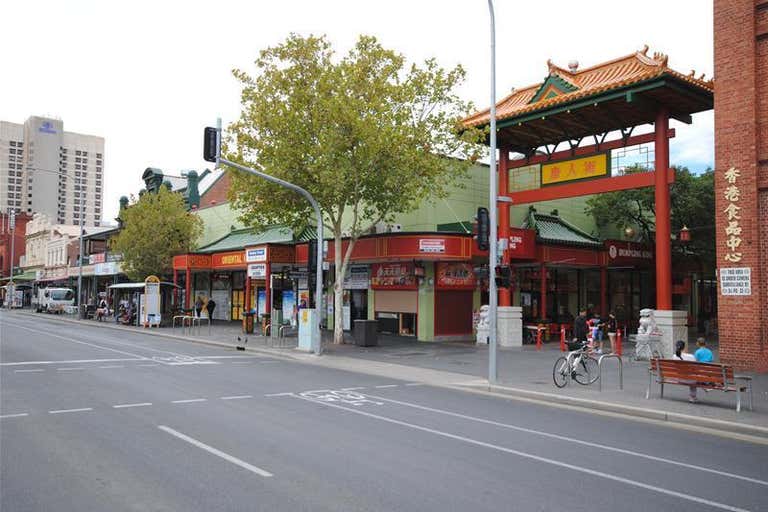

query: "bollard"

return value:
[536, 326, 543, 350]
[560, 326, 566, 352]
[616, 328, 623, 357]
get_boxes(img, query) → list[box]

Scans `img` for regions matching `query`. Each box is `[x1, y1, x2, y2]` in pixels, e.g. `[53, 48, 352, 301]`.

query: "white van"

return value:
[35, 288, 75, 313]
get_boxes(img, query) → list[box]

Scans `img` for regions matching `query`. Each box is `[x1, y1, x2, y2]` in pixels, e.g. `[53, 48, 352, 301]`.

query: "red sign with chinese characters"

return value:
[371, 263, 417, 290]
[172, 254, 212, 269]
[507, 228, 536, 259]
[436, 262, 476, 290]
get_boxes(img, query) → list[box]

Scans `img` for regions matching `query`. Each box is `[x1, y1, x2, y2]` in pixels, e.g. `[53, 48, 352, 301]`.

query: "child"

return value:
[694, 337, 714, 363]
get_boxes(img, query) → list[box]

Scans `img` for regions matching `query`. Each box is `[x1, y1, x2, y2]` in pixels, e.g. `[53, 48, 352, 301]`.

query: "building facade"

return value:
[1, 116, 104, 226]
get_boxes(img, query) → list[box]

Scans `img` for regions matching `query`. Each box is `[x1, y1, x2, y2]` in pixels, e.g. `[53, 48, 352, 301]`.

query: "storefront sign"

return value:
[269, 245, 294, 263]
[605, 241, 653, 266]
[212, 251, 245, 268]
[722, 167, 743, 263]
[248, 263, 267, 279]
[541, 153, 608, 186]
[371, 263, 417, 290]
[89, 252, 106, 264]
[343, 265, 370, 290]
[419, 239, 445, 254]
[245, 246, 267, 263]
[94, 261, 119, 276]
[508, 228, 536, 259]
[720, 267, 751, 296]
[173, 254, 211, 269]
[436, 262, 476, 289]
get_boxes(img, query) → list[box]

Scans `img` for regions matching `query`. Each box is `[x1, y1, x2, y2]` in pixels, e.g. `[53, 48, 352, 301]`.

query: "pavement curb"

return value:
[10, 310, 768, 442]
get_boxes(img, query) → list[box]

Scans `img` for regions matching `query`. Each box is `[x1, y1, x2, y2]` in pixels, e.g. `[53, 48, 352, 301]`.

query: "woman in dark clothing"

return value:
[606, 312, 618, 353]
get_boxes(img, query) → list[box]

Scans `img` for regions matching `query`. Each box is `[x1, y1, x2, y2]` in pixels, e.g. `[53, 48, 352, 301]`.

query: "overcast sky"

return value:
[1, 0, 714, 223]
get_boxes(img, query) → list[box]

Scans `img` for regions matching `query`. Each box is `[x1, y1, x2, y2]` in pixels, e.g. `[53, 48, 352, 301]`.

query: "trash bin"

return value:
[353, 319, 378, 347]
[242, 311, 255, 334]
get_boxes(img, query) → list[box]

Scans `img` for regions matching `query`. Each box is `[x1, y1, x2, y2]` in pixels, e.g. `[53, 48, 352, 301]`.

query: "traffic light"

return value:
[494, 265, 511, 288]
[475, 207, 489, 251]
[203, 127, 218, 163]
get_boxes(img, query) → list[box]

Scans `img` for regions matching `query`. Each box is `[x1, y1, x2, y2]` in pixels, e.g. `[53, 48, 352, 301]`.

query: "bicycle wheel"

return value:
[553, 356, 569, 388]
[573, 356, 599, 385]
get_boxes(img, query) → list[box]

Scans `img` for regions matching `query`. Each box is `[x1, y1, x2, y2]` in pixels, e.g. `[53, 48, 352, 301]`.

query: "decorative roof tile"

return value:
[196, 226, 293, 253]
[463, 46, 714, 128]
[521, 209, 601, 248]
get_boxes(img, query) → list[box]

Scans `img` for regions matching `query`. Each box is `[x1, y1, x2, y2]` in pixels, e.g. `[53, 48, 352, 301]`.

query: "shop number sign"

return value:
[419, 239, 445, 254]
[719, 267, 751, 296]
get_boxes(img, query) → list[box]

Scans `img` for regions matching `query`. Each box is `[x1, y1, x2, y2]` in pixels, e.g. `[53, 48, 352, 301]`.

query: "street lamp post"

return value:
[487, 0, 499, 384]
[77, 197, 85, 317]
[9, 209, 16, 285]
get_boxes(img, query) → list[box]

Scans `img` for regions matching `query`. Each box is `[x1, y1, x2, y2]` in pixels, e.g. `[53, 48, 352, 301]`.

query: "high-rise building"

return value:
[1, 116, 104, 226]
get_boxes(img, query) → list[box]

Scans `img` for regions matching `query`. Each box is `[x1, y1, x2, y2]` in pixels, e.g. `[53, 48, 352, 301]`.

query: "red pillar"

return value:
[600, 266, 607, 317]
[185, 267, 191, 310]
[654, 109, 672, 310]
[245, 275, 251, 312]
[172, 269, 178, 306]
[265, 264, 271, 317]
[539, 264, 547, 320]
[498, 147, 512, 306]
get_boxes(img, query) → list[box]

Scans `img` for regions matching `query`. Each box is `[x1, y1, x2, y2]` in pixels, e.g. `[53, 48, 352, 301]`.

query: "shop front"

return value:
[371, 262, 418, 336]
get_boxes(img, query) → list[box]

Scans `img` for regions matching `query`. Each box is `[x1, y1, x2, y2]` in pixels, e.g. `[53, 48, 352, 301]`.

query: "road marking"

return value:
[49, 408, 93, 414]
[220, 395, 253, 400]
[258, 361, 280, 364]
[158, 425, 273, 477]
[298, 390, 382, 406]
[14, 369, 44, 373]
[293, 395, 751, 512]
[2, 358, 142, 366]
[113, 402, 153, 409]
[404, 382, 424, 387]
[5, 323, 148, 359]
[374, 384, 398, 389]
[264, 392, 294, 397]
[57, 367, 85, 371]
[0, 413, 29, 419]
[138, 364, 160, 367]
[196, 355, 264, 360]
[171, 398, 207, 404]
[98, 365, 125, 369]
[368, 394, 768, 488]
[340, 387, 366, 391]
[230, 361, 253, 365]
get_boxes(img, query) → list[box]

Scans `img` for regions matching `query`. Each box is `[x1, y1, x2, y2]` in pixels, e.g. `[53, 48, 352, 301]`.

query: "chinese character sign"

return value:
[722, 167, 743, 263]
[541, 153, 609, 186]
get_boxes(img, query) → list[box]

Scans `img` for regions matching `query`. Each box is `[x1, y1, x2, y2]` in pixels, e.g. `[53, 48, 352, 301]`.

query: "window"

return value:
[75, 157, 81, 163]
[83, 151, 88, 156]
[76, 150, 81, 156]
[10, 141, 15, 146]
[96, 153, 102, 158]
[75, 164, 81, 170]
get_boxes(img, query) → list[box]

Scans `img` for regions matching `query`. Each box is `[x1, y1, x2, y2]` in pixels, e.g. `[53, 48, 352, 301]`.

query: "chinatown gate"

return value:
[464, 46, 714, 359]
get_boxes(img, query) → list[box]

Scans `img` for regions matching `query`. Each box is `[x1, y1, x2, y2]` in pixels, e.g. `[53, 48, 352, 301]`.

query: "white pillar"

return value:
[498, 306, 522, 348]
[653, 310, 688, 358]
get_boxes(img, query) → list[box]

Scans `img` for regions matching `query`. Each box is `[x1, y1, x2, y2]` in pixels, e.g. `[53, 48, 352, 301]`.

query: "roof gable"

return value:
[529, 73, 579, 103]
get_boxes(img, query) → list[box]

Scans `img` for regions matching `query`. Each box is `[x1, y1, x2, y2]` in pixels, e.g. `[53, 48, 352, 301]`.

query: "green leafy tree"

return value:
[586, 165, 715, 269]
[111, 187, 203, 281]
[226, 34, 484, 344]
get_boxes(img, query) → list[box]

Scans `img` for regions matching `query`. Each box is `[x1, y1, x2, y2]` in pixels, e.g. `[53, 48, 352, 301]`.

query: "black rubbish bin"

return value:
[242, 311, 255, 334]
[353, 319, 378, 347]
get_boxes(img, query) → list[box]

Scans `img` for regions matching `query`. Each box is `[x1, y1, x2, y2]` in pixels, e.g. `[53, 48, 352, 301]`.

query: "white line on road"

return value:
[113, 402, 153, 409]
[0, 413, 29, 419]
[374, 385, 398, 389]
[2, 358, 143, 366]
[404, 383, 424, 386]
[49, 408, 93, 414]
[220, 395, 253, 400]
[14, 369, 44, 373]
[5, 323, 149, 360]
[98, 365, 125, 369]
[264, 392, 294, 397]
[293, 394, 752, 512]
[367, 394, 768, 488]
[340, 387, 366, 391]
[258, 361, 280, 364]
[158, 425, 273, 477]
[230, 361, 253, 365]
[171, 398, 207, 404]
[57, 367, 85, 371]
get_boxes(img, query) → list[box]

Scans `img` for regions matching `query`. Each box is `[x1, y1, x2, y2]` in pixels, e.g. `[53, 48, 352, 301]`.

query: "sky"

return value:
[1, 0, 714, 224]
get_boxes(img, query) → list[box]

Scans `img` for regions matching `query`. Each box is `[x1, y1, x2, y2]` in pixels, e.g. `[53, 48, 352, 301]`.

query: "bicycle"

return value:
[552, 340, 599, 388]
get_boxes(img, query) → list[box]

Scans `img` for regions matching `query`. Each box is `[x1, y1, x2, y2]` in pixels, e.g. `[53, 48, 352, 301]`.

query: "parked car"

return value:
[34, 287, 75, 314]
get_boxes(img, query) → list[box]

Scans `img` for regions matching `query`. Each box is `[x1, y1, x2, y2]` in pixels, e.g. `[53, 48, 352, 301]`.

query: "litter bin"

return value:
[353, 319, 378, 347]
[242, 311, 255, 334]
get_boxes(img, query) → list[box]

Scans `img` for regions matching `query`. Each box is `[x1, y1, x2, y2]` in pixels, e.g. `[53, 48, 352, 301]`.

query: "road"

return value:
[2, 311, 767, 512]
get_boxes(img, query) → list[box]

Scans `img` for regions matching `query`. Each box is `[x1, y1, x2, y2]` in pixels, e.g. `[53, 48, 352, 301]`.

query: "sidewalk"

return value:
[8, 309, 768, 440]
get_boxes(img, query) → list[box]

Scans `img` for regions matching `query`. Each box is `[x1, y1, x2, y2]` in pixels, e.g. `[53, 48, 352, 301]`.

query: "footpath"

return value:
[8, 309, 768, 443]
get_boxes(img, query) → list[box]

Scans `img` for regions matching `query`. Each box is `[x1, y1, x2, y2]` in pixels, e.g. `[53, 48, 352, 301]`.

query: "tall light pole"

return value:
[8, 209, 16, 285]
[77, 192, 85, 317]
[487, 0, 499, 384]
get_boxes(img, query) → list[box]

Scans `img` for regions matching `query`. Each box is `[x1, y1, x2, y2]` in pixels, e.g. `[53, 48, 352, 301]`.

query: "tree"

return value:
[585, 165, 716, 269]
[226, 34, 484, 344]
[111, 187, 203, 281]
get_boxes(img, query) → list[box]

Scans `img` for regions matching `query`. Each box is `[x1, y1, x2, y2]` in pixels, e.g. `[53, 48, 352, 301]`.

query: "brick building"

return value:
[713, 0, 768, 371]
[0, 211, 31, 279]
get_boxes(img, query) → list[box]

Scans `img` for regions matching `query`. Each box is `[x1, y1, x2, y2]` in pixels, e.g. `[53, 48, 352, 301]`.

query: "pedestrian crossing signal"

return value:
[203, 127, 218, 163]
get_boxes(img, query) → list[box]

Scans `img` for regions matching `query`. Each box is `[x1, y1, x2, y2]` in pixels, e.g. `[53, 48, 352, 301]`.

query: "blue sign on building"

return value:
[38, 121, 57, 134]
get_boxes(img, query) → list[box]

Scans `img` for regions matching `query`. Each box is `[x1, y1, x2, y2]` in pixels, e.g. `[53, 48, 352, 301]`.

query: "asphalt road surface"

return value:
[2, 311, 767, 512]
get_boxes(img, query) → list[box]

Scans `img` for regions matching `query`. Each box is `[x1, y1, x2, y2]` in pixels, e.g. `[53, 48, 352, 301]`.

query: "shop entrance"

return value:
[435, 290, 473, 337]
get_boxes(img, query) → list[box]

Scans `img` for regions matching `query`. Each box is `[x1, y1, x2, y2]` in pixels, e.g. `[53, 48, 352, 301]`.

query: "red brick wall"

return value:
[199, 173, 231, 209]
[0, 213, 30, 278]
[713, 0, 768, 371]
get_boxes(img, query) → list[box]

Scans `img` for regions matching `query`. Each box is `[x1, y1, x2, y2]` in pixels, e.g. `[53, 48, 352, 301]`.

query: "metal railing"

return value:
[598, 353, 623, 392]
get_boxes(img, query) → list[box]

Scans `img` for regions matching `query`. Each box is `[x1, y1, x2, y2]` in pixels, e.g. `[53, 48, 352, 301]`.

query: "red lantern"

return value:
[679, 225, 691, 243]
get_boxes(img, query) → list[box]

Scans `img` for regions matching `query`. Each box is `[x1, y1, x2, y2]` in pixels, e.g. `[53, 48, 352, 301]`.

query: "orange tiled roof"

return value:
[463, 46, 714, 127]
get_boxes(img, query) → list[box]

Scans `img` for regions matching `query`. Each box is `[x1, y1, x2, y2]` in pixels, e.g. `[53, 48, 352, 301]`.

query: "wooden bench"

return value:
[647, 359, 753, 412]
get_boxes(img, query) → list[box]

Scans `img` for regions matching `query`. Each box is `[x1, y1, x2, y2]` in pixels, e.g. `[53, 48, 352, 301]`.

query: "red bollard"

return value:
[560, 326, 566, 352]
[616, 328, 623, 357]
[536, 326, 543, 351]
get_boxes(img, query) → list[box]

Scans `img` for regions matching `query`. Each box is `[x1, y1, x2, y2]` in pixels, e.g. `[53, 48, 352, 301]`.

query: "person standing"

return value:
[573, 309, 588, 345]
[205, 298, 216, 324]
[195, 295, 204, 318]
[606, 312, 618, 354]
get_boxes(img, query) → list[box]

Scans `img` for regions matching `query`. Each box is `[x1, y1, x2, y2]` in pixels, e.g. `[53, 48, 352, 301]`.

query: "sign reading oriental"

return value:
[541, 153, 609, 186]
